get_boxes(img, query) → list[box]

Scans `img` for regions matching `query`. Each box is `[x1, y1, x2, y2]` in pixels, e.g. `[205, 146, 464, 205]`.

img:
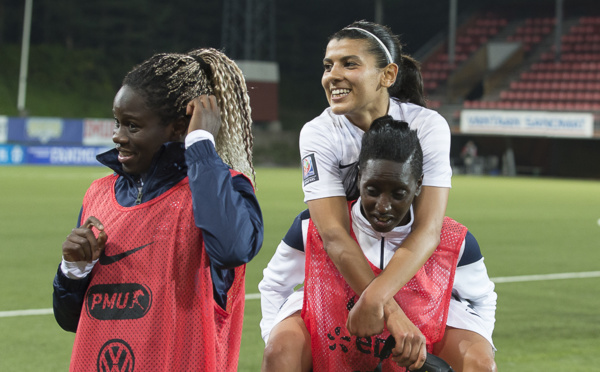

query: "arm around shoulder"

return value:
[307, 196, 375, 295]
[365, 186, 449, 302]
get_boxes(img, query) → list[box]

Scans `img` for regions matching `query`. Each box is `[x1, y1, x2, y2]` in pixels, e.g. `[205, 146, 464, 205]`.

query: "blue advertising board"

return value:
[26, 146, 111, 166]
[2, 116, 113, 166]
[7, 117, 84, 145]
[0, 144, 111, 166]
[0, 145, 26, 165]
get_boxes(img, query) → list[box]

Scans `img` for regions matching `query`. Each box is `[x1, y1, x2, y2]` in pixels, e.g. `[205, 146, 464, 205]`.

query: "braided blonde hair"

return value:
[123, 48, 255, 184]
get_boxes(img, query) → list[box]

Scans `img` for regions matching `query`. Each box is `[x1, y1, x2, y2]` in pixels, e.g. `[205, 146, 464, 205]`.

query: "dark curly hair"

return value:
[359, 115, 423, 181]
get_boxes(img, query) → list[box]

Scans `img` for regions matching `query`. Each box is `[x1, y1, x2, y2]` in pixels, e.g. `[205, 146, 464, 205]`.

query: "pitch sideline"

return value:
[2, 270, 599, 318]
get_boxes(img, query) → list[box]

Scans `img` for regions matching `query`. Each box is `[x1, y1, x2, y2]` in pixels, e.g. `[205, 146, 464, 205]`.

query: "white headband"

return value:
[345, 27, 393, 65]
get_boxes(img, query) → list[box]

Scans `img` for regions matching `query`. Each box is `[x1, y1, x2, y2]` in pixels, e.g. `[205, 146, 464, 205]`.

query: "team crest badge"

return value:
[302, 154, 319, 186]
[97, 339, 135, 372]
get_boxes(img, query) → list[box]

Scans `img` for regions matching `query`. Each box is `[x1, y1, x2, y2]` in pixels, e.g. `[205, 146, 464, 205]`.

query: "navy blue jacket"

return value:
[52, 140, 263, 332]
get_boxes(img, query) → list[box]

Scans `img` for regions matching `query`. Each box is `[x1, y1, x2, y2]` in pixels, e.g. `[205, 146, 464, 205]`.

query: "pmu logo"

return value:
[97, 339, 135, 372]
[86, 283, 152, 320]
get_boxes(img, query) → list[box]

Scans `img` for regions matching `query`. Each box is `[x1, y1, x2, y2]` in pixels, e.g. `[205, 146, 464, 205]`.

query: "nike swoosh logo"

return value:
[339, 162, 357, 169]
[99, 242, 154, 265]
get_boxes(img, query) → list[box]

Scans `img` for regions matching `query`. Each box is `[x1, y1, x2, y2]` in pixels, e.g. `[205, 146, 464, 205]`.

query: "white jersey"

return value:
[300, 99, 452, 202]
[259, 203, 497, 348]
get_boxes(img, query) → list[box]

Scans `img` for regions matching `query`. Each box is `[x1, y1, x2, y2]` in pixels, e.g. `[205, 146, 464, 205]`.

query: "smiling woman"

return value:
[51, 48, 264, 372]
[112, 85, 182, 176]
[261, 20, 453, 372]
[321, 37, 397, 131]
[260, 117, 497, 372]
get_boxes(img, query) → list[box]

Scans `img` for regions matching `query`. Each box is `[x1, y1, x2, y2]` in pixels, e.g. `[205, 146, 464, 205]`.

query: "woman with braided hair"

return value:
[52, 48, 263, 371]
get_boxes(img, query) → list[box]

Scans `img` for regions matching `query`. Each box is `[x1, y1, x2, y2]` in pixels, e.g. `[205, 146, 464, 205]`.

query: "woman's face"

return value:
[322, 38, 390, 129]
[359, 159, 422, 233]
[112, 85, 181, 176]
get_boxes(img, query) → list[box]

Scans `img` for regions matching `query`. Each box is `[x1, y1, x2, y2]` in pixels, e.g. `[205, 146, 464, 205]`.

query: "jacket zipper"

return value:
[135, 180, 143, 205]
[135, 188, 143, 205]
[380, 237, 385, 270]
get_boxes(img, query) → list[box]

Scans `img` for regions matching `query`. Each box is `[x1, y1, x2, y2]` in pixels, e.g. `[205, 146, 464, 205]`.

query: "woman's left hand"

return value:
[186, 95, 221, 137]
[385, 305, 427, 370]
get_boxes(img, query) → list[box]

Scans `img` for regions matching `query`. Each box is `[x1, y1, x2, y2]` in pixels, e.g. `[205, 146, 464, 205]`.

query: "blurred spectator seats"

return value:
[464, 16, 600, 112]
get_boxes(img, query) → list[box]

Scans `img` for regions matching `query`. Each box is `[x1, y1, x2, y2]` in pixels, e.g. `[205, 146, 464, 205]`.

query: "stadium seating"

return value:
[462, 15, 600, 112]
[506, 17, 554, 52]
[420, 14, 509, 96]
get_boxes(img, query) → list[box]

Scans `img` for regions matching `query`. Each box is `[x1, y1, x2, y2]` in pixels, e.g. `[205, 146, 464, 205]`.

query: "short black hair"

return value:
[358, 115, 423, 181]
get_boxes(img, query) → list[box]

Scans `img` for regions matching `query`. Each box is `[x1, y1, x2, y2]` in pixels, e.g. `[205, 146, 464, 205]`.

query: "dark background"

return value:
[4, 0, 593, 128]
[2, 0, 598, 175]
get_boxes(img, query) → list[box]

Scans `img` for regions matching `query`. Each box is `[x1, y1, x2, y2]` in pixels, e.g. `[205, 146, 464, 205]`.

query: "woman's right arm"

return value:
[186, 96, 264, 270]
[300, 122, 376, 292]
[301, 122, 398, 335]
[53, 266, 91, 332]
[308, 195, 426, 369]
[301, 120, 427, 368]
[306, 197, 376, 295]
[53, 214, 106, 332]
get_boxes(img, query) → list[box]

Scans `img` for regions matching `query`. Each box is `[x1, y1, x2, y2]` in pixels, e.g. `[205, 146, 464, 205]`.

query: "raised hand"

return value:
[186, 95, 222, 138]
[62, 216, 107, 263]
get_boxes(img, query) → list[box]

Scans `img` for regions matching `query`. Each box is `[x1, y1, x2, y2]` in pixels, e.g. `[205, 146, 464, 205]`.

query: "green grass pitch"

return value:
[1, 166, 599, 371]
